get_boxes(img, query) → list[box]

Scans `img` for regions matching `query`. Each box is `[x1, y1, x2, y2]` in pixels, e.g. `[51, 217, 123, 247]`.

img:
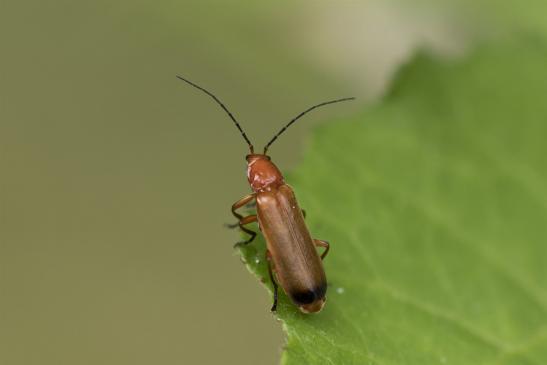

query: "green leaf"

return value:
[239, 38, 547, 365]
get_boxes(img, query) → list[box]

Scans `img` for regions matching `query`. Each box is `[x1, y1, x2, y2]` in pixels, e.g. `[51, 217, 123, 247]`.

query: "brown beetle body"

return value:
[249, 155, 327, 313]
[257, 185, 327, 313]
[177, 75, 353, 313]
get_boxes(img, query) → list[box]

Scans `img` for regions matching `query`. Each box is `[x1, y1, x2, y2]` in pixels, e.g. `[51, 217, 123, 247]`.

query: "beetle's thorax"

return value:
[246, 154, 285, 192]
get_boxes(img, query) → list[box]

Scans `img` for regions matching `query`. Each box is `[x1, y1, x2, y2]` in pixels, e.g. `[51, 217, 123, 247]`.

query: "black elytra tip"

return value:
[290, 284, 327, 305]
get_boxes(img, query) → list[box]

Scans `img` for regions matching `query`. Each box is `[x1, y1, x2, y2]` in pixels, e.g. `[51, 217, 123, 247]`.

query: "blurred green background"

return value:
[0, 1, 540, 364]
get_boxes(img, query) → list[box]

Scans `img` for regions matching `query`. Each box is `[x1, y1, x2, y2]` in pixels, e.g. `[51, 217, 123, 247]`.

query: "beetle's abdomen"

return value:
[256, 184, 327, 313]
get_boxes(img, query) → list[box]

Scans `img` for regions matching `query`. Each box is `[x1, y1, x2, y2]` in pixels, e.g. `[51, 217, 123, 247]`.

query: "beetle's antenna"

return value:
[263, 97, 355, 154]
[176, 76, 254, 153]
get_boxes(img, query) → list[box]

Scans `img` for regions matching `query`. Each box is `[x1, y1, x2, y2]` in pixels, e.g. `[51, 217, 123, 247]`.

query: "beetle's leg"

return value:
[313, 239, 330, 260]
[266, 250, 279, 312]
[231, 193, 256, 220]
[235, 215, 257, 246]
[226, 193, 256, 229]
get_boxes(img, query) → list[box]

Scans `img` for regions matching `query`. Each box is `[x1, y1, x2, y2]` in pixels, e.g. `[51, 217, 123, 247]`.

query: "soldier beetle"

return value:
[177, 76, 354, 313]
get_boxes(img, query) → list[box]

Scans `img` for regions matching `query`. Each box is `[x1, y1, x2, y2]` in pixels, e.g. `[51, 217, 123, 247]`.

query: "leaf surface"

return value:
[240, 39, 547, 365]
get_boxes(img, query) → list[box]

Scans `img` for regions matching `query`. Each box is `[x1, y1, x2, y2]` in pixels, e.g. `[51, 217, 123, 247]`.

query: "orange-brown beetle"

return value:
[177, 76, 354, 313]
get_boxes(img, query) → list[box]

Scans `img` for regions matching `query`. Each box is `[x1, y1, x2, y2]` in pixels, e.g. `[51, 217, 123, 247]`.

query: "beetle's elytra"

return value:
[177, 75, 354, 313]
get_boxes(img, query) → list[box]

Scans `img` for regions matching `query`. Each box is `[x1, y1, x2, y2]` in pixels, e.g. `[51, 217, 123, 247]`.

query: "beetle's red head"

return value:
[246, 154, 284, 192]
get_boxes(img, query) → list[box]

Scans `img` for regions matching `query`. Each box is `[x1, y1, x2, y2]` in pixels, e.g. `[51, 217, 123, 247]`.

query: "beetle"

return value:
[177, 76, 354, 313]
